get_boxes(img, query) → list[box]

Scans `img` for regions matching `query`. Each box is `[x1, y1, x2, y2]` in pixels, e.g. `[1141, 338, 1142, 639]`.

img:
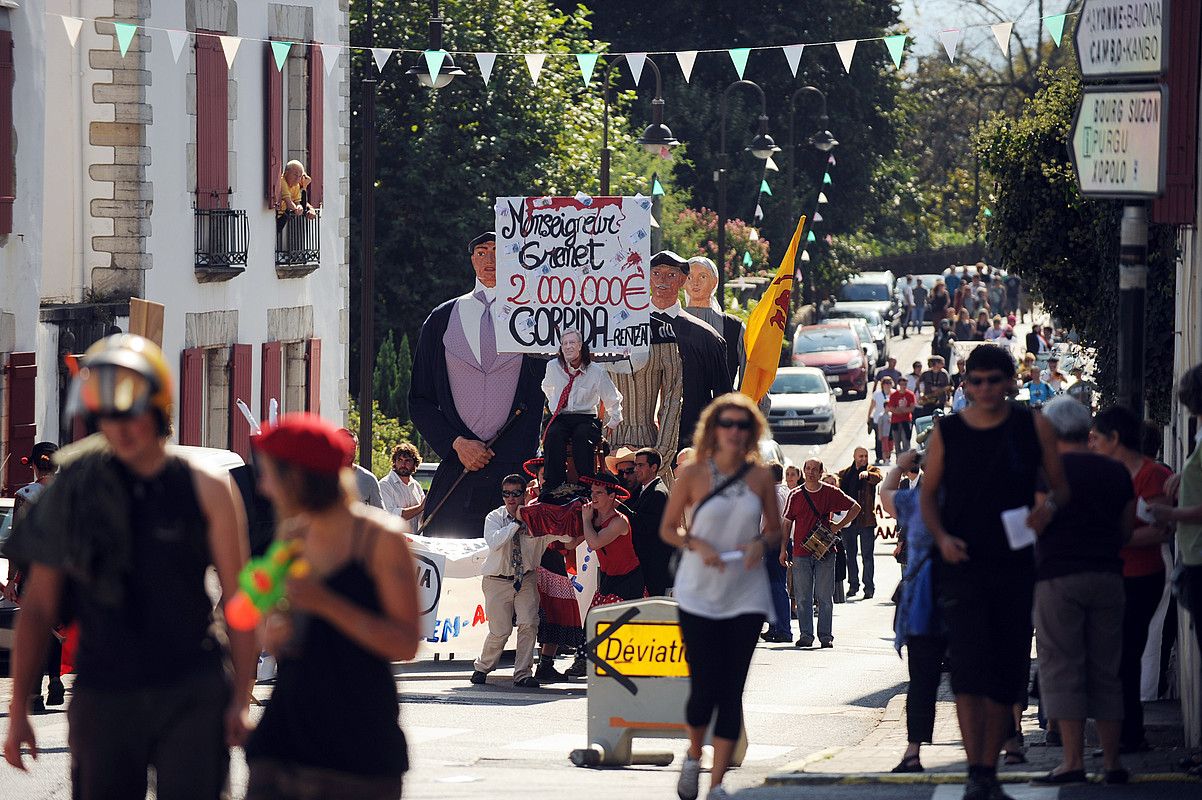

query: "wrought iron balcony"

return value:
[275, 209, 321, 277]
[194, 208, 249, 282]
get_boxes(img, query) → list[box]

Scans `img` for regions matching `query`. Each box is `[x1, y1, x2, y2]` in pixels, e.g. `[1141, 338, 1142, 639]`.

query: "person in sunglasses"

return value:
[919, 344, 1069, 800]
[2, 335, 256, 798]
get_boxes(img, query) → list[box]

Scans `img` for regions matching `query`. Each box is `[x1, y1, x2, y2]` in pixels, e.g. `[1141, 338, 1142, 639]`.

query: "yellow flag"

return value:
[740, 215, 805, 402]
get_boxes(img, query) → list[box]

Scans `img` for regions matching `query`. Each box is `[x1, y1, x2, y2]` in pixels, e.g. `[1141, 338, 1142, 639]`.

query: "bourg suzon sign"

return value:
[493, 195, 652, 355]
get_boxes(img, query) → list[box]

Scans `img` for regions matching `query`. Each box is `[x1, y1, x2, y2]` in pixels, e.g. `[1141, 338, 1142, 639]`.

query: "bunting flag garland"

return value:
[321, 43, 341, 75]
[807, 230, 817, 243]
[651, 176, 665, 196]
[749, 228, 759, 241]
[371, 47, 392, 73]
[729, 47, 751, 79]
[743, 251, 753, 267]
[61, 16, 83, 48]
[676, 50, 698, 82]
[818, 192, 829, 204]
[524, 53, 546, 84]
[167, 29, 190, 63]
[476, 52, 497, 85]
[783, 44, 804, 77]
[939, 29, 961, 63]
[835, 40, 857, 73]
[1044, 14, 1067, 46]
[271, 41, 292, 71]
[576, 52, 598, 86]
[990, 22, 1013, 56]
[423, 49, 446, 84]
[759, 179, 772, 196]
[800, 250, 811, 263]
[113, 22, 137, 57]
[827, 154, 837, 166]
[884, 34, 906, 69]
[822, 173, 832, 185]
[219, 35, 241, 68]
[765, 155, 779, 172]
[754, 204, 764, 222]
[626, 52, 647, 84]
[813, 211, 824, 223]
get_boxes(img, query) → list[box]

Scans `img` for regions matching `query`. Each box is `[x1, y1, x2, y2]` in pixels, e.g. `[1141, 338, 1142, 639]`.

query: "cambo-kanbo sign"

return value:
[1074, 0, 1169, 80]
[1070, 85, 1168, 199]
[494, 196, 652, 355]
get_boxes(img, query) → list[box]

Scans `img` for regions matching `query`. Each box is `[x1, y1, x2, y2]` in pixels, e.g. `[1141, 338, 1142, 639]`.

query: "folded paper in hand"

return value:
[1001, 506, 1036, 551]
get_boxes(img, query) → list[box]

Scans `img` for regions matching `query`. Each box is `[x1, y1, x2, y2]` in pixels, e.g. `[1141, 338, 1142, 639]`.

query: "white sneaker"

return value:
[677, 756, 701, 800]
[706, 785, 731, 800]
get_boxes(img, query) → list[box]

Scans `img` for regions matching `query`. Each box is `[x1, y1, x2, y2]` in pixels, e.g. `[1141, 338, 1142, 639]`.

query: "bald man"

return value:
[836, 448, 883, 599]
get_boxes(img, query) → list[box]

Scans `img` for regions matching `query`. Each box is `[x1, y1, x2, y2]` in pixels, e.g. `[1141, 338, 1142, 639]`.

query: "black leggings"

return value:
[1119, 571, 1164, 747]
[678, 610, 764, 741]
[905, 635, 947, 744]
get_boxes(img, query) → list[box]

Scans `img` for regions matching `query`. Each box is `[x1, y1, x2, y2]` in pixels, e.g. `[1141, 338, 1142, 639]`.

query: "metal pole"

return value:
[1118, 204, 1148, 419]
[716, 157, 727, 303]
[357, 5, 377, 469]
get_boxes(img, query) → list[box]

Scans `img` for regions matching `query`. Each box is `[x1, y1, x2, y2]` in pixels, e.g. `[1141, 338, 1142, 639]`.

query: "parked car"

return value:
[765, 367, 837, 442]
[758, 437, 796, 470]
[820, 318, 878, 375]
[820, 306, 889, 366]
[791, 324, 870, 398]
[834, 271, 900, 335]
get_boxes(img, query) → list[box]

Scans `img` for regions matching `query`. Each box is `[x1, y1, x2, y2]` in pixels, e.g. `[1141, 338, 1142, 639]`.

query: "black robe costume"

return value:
[654, 310, 733, 450]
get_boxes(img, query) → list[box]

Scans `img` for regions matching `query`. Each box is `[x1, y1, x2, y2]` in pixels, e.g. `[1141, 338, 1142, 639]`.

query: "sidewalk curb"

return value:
[765, 772, 1201, 786]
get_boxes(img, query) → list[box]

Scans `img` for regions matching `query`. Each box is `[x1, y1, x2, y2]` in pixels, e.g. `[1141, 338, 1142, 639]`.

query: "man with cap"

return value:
[410, 232, 548, 537]
[684, 256, 746, 386]
[2, 334, 256, 796]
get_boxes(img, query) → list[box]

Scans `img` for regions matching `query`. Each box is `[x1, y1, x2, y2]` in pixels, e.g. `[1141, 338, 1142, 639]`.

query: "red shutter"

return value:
[265, 43, 283, 209]
[3, 352, 36, 496]
[1150, 0, 1200, 226]
[229, 343, 252, 459]
[306, 43, 324, 207]
[261, 341, 282, 422]
[179, 347, 205, 446]
[305, 338, 321, 414]
[0, 30, 14, 234]
[195, 31, 229, 210]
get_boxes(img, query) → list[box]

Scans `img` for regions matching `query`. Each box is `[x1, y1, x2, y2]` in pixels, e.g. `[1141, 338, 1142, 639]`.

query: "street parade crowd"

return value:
[2, 237, 1202, 800]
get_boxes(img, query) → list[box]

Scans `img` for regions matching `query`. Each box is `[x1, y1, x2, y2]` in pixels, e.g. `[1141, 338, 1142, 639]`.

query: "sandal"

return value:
[1003, 751, 1028, 765]
[891, 755, 924, 773]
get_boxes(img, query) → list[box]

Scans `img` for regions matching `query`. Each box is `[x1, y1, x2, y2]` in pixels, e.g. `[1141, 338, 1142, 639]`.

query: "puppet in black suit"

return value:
[409, 233, 547, 538]
[683, 256, 746, 387]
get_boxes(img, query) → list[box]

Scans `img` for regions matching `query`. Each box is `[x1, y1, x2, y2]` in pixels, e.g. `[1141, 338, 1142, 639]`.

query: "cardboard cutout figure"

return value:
[684, 256, 746, 386]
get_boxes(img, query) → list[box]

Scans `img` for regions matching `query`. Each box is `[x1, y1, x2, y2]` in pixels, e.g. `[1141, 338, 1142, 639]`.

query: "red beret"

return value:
[253, 414, 354, 475]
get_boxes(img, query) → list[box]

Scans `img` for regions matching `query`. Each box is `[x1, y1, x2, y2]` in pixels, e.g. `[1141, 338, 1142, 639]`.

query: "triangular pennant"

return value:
[371, 47, 392, 73]
[754, 204, 764, 222]
[828, 154, 837, 166]
[61, 16, 84, 48]
[476, 52, 497, 85]
[524, 53, 546, 84]
[167, 29, 190, 63]
[219, 35, 241, 69]
[807, 231, 817, 243]
[652, 177, 665, 196]
[113, 22, 137, 57]
[423, 49, 446, 85]
[800, 250, 811, 263]
[939, 29, 961, 63]
[1044, 14, 1067, 46]
[576, 53, 598, 86]
[728, 47, 751, 79]
[822, 173, 832, 185]
[783, 44, 804, 77]
[818, 192, 829, 204]
[990, 22, 1013, 56]
[749, 229, 759, 241]
[320, 44, 341, 75]
[759, 179, 772, 196]
[765, 155, 779, 172]
[626, 52, 647, 85]
[813, 211, 824, 223]
[835, 40, 857, 73]
[984, 207, 993, 218]
[884, 34, 906, 69]
[271, 41, 292, 72]
[676, 50, 698, 82]
[650, 215, 660, 229]
[743, 251, 753, 267]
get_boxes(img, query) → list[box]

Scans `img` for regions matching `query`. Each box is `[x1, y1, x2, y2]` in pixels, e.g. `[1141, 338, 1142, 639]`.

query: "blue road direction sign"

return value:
[1074, 0, 1169, 81]
[1070, 85, 1168, 199]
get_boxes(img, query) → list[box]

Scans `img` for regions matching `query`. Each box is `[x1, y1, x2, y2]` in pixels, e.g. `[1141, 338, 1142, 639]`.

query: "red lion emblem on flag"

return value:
[770, 287, 792, 330]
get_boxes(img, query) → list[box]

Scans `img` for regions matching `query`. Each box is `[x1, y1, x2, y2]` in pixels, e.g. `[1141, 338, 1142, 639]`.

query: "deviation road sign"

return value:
[1069, 85, 1167, 199]
[1074, 0, 1169, 80]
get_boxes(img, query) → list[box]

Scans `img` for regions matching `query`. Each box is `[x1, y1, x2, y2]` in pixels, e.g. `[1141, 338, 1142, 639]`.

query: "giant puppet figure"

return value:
[684, 256, 746, 387]
[409, 232, 548, 538]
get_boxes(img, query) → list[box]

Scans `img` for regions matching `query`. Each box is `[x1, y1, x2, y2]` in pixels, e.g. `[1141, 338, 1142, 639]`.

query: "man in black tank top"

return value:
[918, 344, 1070, 800]
[2, 335, 256, 799]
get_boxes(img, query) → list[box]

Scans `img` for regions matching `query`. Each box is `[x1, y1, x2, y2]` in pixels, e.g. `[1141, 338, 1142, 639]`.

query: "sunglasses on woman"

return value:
[716, 417, 753, 430]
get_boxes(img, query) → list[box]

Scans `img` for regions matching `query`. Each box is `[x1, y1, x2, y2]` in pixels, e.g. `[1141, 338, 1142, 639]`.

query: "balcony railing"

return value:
[194, 208, 249, 280]
[276, 210, 320, 275]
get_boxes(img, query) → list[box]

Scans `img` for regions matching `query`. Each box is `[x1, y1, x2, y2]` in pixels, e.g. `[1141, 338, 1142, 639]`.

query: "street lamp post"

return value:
[787, 86, 838, 305]
[599, 55, 679, 195]
[404, 0, 468, 87]
[715, 80, 781, 304]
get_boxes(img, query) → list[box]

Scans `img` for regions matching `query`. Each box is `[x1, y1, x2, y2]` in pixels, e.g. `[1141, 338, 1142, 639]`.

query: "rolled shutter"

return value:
[261, 341, 282, 423]
[179, 348, 205, 446]
[195, 31, 229, 210]
[306, 43, 324, 206]
[0, 30, 14, 234]
[265, 44, 283, 209]
[229, 343, 252, 459]
[305, 338, 321, 414]
[3, 352, 36, 495]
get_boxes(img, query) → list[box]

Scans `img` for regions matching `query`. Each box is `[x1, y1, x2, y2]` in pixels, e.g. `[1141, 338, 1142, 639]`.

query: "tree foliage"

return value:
[372, 331, 412, 421]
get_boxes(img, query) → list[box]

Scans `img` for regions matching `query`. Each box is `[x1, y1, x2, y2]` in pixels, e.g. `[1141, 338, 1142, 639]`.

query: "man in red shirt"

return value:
[781, 459, 860, 648]
[888, 376, 917, 453]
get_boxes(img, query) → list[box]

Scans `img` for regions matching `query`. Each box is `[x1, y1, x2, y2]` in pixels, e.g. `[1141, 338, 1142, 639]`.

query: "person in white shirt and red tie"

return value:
[540, 328, 623, 495]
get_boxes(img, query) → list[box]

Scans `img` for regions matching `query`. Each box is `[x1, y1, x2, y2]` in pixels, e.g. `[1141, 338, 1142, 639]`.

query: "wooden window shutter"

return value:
[195, 31, 229, 210]
[0, 30, 14, 234]
[261, 341, 282, 423]
[1150, 1, 1200, 226]
[306, 44, 324, 207]
[265, 43, 283, 209]
[305, 338, 321, 414]
[3, 352, 36, 495]
[179, 347, 205, 446]
[229, 344, 252, 459]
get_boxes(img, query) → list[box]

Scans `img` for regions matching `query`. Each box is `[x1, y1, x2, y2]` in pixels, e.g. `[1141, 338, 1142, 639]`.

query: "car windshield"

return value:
[828, 308, 883, 326]
[794, 330, 857, 353]
[837, 282, 890, 302]
[770, 373, 829, 394]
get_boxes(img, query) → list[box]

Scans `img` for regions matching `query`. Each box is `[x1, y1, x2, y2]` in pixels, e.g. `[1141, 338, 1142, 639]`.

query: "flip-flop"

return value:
[891, 755, 924, 773]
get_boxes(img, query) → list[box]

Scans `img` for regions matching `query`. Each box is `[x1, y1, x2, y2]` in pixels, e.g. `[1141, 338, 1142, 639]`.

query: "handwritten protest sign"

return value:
[494, 196, 652, 355]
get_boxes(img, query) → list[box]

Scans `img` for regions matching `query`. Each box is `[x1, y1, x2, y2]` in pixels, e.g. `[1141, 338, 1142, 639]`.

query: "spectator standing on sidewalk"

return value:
[1089, 406, 1173, 754]
[339, 428, 385, 510]
[900, 276, 915, 339]
[244, 415, 421, 798]
[837, 448, 883, 599]
[910, 278, 929, 335]
[1029, 397, 1134, 786]
[871, 376, 896, 464]
[379, 441, 425, 533]
[888, 377, 917, 454]
[919, 345, 1069, 800]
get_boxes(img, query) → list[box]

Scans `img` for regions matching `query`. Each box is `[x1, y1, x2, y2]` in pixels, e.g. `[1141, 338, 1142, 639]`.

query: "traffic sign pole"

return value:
[1118, 204, 1148, 420]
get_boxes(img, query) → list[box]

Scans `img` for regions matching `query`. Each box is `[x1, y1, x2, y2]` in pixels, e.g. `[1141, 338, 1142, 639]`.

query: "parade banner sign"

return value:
[494, 196, 652, 355]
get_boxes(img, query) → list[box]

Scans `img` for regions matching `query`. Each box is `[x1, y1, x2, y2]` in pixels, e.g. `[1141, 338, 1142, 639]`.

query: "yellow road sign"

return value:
[594, 620, 689, 679]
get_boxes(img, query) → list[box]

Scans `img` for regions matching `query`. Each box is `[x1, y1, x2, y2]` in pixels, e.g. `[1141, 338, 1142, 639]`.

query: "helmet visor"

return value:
[68, 364, 156, 419]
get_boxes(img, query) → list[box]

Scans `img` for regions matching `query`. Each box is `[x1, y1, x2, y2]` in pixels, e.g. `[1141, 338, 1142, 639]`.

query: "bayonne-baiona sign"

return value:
[1074, 0, 1169, 80]
[1070, 85, 1168, 199]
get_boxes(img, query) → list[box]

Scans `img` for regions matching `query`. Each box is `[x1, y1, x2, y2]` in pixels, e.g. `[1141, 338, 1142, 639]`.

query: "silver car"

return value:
[765, 367, 838, 442]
